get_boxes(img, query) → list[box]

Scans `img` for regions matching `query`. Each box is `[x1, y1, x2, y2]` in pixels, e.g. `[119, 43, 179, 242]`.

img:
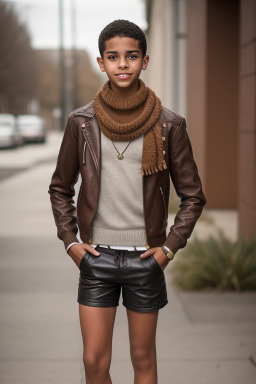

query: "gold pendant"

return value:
[118, 154, 124, 160]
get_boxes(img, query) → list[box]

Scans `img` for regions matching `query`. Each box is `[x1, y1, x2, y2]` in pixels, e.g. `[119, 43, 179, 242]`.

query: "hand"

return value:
[140, 247, 170, 271]
[68, 243, 100, 268]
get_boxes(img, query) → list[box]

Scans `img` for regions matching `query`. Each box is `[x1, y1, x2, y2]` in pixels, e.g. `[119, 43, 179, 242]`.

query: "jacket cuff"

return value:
[66, 242, 81, 253]
[162, 232, 185, 255]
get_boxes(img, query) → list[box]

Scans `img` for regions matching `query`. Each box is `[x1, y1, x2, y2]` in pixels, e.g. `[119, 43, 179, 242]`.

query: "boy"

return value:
[49, 19, 206, 384]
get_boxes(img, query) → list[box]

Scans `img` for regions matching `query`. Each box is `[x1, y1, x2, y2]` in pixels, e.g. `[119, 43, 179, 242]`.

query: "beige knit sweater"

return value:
[91, 130, 147, 246]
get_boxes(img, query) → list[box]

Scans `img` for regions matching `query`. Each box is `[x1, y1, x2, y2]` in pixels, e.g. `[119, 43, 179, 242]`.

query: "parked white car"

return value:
[0, 114, 22, 148]
[17, 115, 46, 143]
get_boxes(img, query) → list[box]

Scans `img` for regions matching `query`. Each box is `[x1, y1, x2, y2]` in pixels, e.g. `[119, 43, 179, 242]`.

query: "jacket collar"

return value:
[73, 100, 95, 119]
[78, 101, 100, 177]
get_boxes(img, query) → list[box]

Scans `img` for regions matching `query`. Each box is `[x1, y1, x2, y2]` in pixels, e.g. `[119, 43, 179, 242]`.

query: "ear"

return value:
[141, 54, 149, 70]
[97, 57, 106, 72]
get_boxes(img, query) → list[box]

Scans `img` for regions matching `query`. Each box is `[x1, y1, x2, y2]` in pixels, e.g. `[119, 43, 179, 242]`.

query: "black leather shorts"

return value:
[77, 246, 168, 313]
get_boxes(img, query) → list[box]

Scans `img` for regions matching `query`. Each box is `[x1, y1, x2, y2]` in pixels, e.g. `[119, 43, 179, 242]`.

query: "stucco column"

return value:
[238, 0, 256, 237]
[187, 0, 239, 208]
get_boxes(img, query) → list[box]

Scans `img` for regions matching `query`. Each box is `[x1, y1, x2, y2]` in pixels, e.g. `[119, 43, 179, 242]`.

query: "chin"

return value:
[115, 79, 139, 86]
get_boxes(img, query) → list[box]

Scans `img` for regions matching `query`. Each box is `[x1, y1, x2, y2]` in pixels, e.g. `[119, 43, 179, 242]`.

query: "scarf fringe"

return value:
[141, 160, 167, 176]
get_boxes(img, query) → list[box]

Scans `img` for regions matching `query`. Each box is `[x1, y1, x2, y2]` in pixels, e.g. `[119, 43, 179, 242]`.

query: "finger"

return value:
[140, 248, 156, 258]
[86, 245, 100, 256]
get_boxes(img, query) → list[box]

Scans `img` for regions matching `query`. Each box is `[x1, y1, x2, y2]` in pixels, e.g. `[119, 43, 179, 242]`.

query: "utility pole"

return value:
[65, 0, 76, 115]
[71, 0, 77, 109]
[59, 0, 66, 130]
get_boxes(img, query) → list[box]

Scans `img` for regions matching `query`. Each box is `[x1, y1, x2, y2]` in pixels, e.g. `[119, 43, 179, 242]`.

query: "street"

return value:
[0, 134, 256, 383]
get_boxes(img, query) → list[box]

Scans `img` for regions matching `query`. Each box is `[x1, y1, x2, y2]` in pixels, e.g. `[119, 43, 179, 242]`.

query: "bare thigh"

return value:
[127, 308, 159, 351]
[126, 309, 159, 383]
[79, 305, 117, 360]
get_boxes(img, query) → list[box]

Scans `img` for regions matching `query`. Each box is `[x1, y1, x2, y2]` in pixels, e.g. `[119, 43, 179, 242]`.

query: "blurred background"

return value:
[0, 1, 255, 383]
[1, 0, 255, 234]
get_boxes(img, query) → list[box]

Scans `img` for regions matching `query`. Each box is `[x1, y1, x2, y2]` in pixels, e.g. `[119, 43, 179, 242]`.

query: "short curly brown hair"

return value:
[98, 19, 147, 58]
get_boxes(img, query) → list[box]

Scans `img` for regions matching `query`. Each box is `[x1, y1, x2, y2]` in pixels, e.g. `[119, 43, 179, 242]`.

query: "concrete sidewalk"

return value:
[0, 132, 62, 183]
[0, 131, 62, 170]
[0, 140, 255, 383]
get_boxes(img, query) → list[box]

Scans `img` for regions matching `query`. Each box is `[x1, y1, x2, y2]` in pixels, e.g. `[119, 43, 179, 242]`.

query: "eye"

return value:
[107, 55, 117, 60]
[128, 55, 138, 59]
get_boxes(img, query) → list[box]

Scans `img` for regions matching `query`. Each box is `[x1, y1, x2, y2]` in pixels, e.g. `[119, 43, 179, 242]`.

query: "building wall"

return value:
[187, 0, 239, 208]
[238, 0, 256, 237]
[186, 0, 207, 189]
[144, 0, 187, 116]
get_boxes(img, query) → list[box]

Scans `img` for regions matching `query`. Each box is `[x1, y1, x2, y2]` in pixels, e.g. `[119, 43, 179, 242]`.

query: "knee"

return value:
[130, 347, 154, 372]
[83, 352, 110, 376]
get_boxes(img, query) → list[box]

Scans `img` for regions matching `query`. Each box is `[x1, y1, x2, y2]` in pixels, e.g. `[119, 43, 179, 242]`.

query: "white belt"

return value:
[91, 244, 147, 251]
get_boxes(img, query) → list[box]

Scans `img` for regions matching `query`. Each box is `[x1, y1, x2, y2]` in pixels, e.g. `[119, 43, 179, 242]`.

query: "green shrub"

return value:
[170, 231, 256, 291]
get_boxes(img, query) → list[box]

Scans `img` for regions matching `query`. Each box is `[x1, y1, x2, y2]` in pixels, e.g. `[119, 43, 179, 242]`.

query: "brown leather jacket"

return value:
[48, 101, 206, 254]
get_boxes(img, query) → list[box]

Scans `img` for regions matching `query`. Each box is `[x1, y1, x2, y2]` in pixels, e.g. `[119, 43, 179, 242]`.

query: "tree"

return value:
[0, 1, 38, 113]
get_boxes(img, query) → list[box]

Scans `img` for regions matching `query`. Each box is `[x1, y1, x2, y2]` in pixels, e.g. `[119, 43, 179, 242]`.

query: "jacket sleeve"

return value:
[163, 118, 207, 254]
[48, 115, 80, 249]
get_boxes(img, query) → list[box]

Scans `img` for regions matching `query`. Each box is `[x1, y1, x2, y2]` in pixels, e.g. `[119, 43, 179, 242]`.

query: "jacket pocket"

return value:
[82, 140, 87, 165]
[160, 187, 167, 214]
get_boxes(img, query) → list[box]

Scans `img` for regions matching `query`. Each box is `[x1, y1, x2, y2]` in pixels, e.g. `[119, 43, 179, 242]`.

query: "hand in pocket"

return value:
[68, 243, 100, 268]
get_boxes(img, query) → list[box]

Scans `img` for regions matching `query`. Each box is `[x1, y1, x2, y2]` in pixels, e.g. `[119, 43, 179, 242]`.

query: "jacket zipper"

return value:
[160, 187, 167, 214]
[142, 175, 150, 249]
[81, 129, 100, 245]
[82, 141, 87, 165]
[88, 181, 101, 244]
[77, 183, 83, 211]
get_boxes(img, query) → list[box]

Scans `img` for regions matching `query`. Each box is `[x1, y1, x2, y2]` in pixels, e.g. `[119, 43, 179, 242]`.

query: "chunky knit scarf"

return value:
[94, 79, 167, 175]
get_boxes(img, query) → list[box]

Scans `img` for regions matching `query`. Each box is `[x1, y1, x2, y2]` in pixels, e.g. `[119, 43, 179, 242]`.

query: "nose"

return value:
[118, 56, 129, 69]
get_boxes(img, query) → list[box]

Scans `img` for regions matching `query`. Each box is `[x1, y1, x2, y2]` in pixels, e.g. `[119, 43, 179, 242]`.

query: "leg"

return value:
[126, 308, 159, 384]
[79, 304, 117, 384]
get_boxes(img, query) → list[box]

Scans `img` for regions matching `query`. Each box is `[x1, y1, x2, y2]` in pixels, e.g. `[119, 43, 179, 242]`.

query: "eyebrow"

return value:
[105, 50, 140, 54]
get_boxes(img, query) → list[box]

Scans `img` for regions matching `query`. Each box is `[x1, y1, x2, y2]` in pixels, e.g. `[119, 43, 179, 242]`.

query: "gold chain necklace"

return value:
[111, 140, 132, 160]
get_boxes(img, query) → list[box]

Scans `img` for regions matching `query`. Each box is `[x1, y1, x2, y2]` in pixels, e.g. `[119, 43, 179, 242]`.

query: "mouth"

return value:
[115, 73, 132, 79]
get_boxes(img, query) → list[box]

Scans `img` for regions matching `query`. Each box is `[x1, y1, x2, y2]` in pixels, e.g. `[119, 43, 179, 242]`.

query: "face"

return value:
[97, 36, 149, 96]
